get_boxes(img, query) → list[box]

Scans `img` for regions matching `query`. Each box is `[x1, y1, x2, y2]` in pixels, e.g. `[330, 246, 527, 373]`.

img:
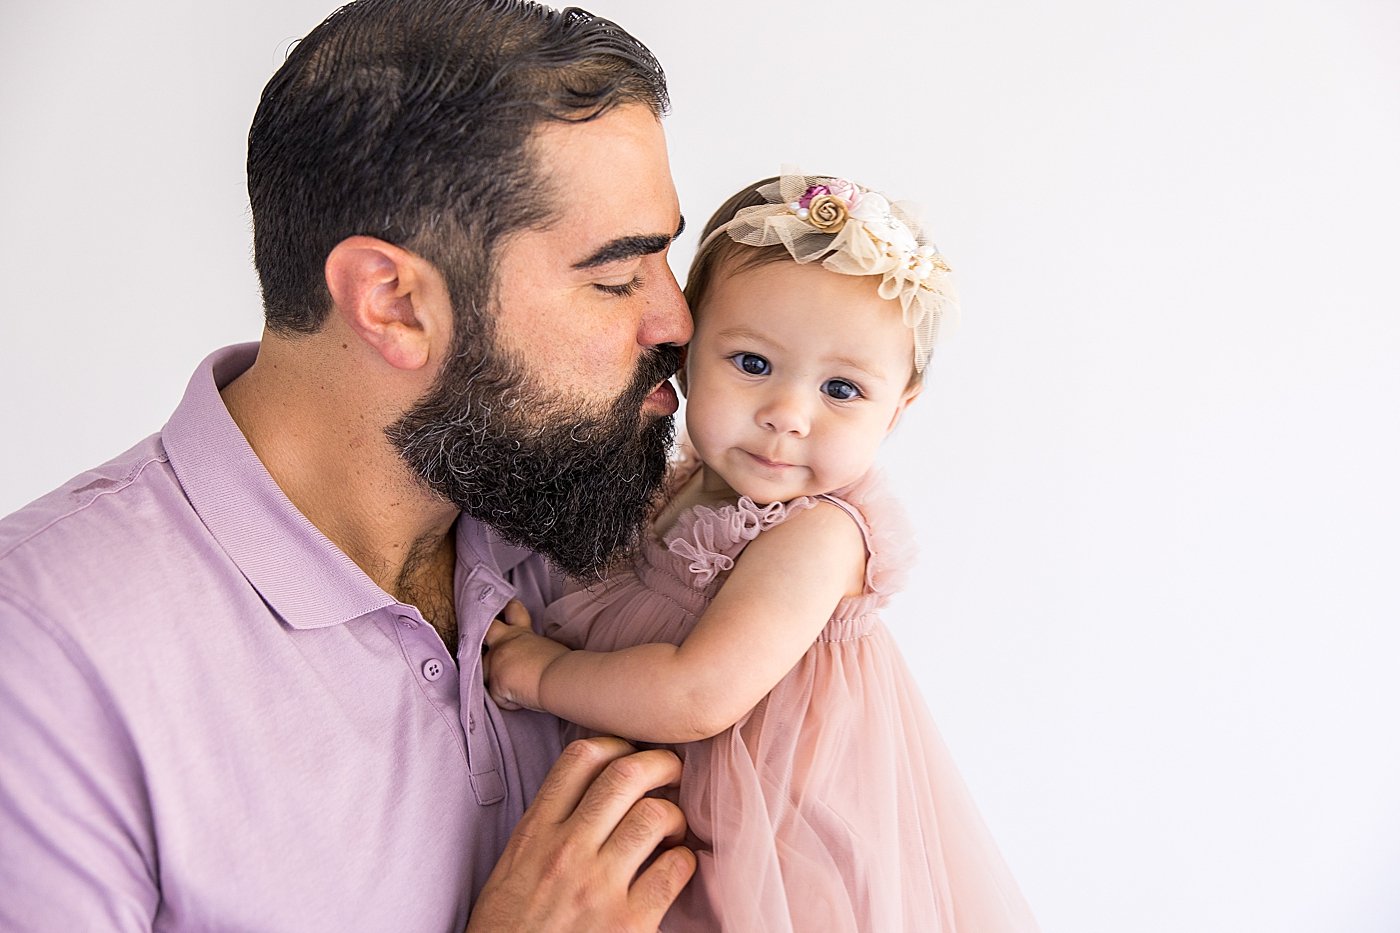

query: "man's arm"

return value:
[0, 590, 159, 931]
[467, 737, 696, 932]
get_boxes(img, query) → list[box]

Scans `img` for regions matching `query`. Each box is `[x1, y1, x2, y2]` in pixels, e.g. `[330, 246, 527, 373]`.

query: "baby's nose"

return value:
[756, 391, 810, 437]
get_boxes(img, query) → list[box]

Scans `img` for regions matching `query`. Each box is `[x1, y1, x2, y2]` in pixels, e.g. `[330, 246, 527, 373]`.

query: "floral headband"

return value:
[699, 168, 958, 372]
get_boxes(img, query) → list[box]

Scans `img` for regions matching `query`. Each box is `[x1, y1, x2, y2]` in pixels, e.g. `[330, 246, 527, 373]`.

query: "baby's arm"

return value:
[484, 501, 866, 743]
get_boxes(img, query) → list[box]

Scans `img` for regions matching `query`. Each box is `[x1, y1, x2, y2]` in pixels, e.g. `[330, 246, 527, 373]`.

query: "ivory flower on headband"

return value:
[701, 168, 958, 371]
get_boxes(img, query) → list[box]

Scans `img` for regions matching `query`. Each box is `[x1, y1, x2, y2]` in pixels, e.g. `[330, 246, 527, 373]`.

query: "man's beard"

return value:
[386, 328, 680, 579]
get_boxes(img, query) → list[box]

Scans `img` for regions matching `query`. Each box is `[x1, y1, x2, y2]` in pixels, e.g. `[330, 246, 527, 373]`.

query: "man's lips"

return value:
[642, 379, 679, 416]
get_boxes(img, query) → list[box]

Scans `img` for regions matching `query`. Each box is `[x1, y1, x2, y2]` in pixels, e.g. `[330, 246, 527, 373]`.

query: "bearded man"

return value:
[0, 2, 697, 930]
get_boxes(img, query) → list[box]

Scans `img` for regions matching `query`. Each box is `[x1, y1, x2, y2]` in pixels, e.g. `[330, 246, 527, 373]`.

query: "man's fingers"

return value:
[628, 845, 697, 924]
[522, 737, 640, 826]
[472, 739, 693, 930]
[570, 748, 684, 849]
[601, 794, 687, 868]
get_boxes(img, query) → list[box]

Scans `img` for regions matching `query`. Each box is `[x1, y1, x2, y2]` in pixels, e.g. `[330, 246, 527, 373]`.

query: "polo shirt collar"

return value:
[161, 343, 494, 631]
[471, 525, 536, 579]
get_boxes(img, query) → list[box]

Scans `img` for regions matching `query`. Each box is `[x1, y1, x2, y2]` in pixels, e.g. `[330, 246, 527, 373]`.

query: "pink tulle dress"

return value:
[541, 455, 1039, 932]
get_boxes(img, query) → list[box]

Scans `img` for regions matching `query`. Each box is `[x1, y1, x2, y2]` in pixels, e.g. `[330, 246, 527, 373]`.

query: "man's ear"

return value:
[324, 236, 452, 372]
[885, 381, 923, 433]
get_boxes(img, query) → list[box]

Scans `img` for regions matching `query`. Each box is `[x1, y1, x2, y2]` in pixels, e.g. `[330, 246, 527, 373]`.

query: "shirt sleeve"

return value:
[0, 588, 159, 931]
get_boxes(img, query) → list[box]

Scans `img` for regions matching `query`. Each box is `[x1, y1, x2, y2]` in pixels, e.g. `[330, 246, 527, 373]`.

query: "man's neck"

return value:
[393, 532, 460, 654]
[220, 337, 461, 618]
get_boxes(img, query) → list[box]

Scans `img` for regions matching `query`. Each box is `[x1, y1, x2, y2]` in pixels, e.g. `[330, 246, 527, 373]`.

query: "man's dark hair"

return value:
[247, 0, 669, 334]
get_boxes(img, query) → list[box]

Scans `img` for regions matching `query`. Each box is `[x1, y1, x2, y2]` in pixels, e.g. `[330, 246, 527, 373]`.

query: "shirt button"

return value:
[468, 715, 476, 733]
[422, 659, 444, 682]
[479, 585, 495, 602]
[398, 617, 415, 628]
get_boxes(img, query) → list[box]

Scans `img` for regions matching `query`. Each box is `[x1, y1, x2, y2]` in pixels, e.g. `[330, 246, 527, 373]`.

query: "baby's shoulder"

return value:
[735, 497, 868, 593]
[816, 470, 917, 598]
[747, 495, 865, 550]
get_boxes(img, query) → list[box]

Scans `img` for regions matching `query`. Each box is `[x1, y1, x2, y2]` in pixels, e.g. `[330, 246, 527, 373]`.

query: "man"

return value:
[0, 1, 696, 930]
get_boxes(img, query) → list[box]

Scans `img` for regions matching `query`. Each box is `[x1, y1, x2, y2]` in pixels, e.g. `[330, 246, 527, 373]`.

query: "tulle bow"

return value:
[702, 167, 959, 372]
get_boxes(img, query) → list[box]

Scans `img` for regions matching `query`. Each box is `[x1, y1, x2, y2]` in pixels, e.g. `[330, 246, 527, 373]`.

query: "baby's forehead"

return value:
[706, 317, 907, 360]
[696, 272, 915, 376]
[698, 256, 891, 312]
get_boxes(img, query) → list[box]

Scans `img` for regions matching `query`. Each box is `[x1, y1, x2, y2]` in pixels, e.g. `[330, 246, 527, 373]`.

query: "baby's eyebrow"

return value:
[571, 216, 686, 270]
[830, 355, 886, 381]
[714, 327, 774, 345]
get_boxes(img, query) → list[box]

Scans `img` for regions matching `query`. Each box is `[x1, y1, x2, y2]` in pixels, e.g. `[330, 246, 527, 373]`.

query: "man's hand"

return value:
[467, 737, 696, 932]
[482, 599, 570, 711]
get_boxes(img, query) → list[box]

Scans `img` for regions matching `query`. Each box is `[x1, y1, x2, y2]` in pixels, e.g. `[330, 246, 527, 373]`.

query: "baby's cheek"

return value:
[828, 429, 882, 483]
[682, 399, 720, 458]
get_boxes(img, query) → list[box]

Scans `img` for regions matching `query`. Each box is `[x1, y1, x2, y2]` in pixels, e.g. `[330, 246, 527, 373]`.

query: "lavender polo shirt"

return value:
[0, 344, 565, 932]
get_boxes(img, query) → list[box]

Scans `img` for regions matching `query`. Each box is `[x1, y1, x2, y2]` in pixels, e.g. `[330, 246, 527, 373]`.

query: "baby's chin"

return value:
[714, 467, 854, 507]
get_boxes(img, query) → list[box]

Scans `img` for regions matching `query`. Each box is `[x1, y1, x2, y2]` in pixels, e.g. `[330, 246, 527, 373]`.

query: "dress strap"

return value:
[813, 492, 877, 594]
[816, 467, 918, 599]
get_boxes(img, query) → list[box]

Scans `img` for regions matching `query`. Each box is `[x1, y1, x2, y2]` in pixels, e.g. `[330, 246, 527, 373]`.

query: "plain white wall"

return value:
[2, 2, 1397, 931]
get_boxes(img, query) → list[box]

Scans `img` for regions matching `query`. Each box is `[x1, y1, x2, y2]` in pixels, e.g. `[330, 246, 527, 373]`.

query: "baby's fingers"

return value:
[499, 598, 532, 629]
[488, 682, 523, 711]
[481, 636, 522, 710]
[484, 618, 513, 651]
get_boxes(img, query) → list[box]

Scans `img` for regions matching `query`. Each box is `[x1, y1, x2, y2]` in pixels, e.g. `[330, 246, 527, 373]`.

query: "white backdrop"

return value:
[2, 2, 1397, 931]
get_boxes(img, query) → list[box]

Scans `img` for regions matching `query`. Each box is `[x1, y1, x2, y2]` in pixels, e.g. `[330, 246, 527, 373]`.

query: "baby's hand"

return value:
[482, 599, 570, 713]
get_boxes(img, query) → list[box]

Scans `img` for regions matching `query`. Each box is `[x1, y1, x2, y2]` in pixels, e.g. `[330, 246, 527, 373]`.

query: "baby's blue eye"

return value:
[822, 379, 861, 401]
[732, 353, 770, 376]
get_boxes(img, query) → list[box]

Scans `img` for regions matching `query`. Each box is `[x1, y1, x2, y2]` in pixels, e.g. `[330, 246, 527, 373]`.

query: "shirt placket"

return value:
[456, 565, 512, 805]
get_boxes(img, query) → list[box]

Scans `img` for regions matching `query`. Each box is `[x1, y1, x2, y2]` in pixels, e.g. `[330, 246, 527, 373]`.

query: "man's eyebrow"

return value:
[571, 215, 687, 270]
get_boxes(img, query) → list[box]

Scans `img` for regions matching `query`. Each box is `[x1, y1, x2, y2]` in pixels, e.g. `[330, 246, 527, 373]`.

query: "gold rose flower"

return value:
[805, 194, 848, 233]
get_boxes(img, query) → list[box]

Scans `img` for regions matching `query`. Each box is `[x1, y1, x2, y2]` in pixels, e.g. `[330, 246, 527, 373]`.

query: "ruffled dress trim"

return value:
[665, 495, 814, 586]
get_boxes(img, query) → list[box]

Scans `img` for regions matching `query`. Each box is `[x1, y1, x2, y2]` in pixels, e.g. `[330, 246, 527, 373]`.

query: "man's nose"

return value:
[638, 261, 692, 348]
[756, 387, 810, 437]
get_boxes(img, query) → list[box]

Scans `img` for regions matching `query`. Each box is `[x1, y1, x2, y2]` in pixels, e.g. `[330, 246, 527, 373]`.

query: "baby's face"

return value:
[683, 260, 920, 504]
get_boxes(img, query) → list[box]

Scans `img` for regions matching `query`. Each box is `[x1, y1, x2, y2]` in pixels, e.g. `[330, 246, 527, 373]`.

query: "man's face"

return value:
[389, 104, 691, 577]
[490, 104, 689, 415]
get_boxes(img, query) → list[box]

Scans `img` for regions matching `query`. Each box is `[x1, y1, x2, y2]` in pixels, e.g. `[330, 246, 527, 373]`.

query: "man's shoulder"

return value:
[0, 432, 205, 618]
[1, 433, 171, 554]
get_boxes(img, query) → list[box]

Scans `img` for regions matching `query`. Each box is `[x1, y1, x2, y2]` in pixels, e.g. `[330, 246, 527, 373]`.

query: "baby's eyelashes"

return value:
[821, 379, 862, 401]
[729, 352, 771, 376]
